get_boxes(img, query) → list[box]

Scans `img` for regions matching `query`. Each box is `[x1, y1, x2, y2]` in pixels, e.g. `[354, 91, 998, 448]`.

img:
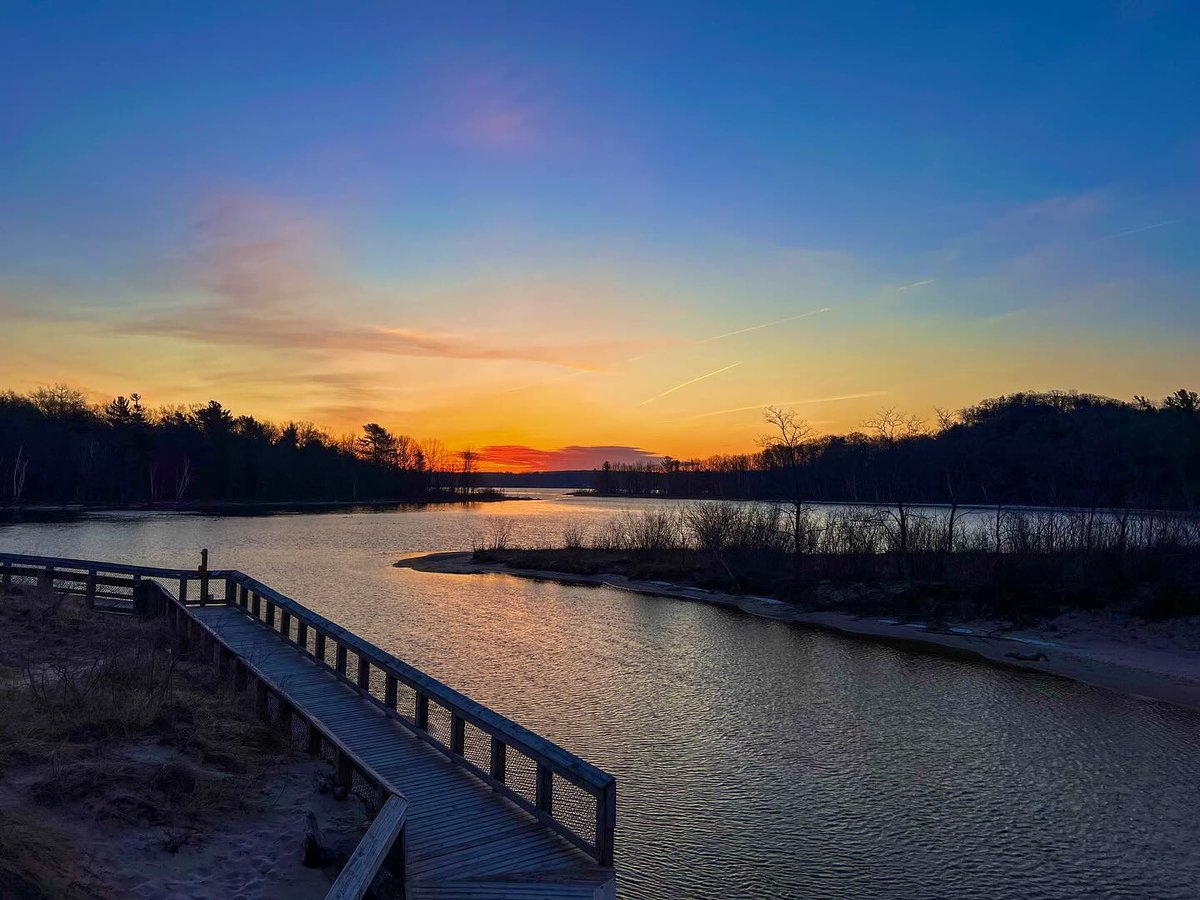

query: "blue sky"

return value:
[2, 1, 1197, 464]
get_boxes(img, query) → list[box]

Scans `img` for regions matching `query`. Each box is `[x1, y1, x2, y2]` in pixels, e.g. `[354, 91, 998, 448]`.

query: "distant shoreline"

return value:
[395, 550, 1200, 712]
[0, 493, 533, 518]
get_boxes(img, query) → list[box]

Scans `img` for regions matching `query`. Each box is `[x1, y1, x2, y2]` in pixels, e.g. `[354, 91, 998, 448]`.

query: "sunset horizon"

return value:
[3, 4, 1197, 469]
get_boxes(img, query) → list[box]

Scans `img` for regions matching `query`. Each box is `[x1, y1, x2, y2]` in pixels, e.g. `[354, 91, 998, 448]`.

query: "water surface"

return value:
[3, 492, 1198, 898]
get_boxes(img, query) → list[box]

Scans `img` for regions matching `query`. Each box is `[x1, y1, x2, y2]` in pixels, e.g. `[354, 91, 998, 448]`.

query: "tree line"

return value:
[592, 389, 1200, 511]
[0, 385, 484, 506]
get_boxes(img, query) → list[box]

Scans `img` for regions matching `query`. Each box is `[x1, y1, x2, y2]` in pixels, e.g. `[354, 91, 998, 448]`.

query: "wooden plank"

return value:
[326, 795, 408, 900]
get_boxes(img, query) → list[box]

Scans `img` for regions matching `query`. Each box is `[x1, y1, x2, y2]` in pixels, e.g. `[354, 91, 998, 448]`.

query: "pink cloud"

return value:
[478, 444, 661, 472]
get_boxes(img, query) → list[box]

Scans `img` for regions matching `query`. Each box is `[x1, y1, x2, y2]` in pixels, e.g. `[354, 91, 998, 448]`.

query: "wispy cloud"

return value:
[638, 362, 742, 406]
[894, 279, 934, 293]
[116, 192, 653, 370]
[1089, 220, 1179, 243]
[668, 391, 890, 423]
[700, 307, 835, 343]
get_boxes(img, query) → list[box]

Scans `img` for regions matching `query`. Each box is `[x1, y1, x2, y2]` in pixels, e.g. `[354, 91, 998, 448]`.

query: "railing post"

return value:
[415, 693, 429, 731]
[238, 584, 248, 609]
[224, 579, 235, 605]
[297, 621, 308, 650]
[384, 674, 397, 710]
[39, 565, 53, 595]
[357, 657, 370, 692]
[198, 549, 209, 605]
[266, 601, 276, 628]
[450, 714, 465, 756]
[535, 764, 553, 814]
[85, 569, 97, 609]
[334, 748, 353, 791]
[252, 591, 261, 618]
[489, 737, 506, 782]
[384, 821, 407, 884]
[315, 630, 326, 664]
[596, 780, 616, 866]
[280, 609, 291, 638]
[178, 576, 188, 604]
[336, 643, 347, 678]
[306, 722, 321, 756]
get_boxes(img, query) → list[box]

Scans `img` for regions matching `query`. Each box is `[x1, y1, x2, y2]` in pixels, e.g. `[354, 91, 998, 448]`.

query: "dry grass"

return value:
[0, 582, 297, 897]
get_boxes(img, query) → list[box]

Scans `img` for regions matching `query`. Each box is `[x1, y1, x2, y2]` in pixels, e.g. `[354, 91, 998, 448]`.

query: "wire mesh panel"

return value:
[365, 666, 386, 705]
[392, 682, 416, 725]
[350, 766, 387, 816]
[504, 747, 539, 807]
[343, 648, 360, 681]
[553, 774, 598, 846]
[425, 700, 452, 748]
[461, 721, 492, 773]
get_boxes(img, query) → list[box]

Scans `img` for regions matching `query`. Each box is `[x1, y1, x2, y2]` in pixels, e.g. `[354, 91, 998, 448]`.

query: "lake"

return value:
[3, 490, 1199, 898]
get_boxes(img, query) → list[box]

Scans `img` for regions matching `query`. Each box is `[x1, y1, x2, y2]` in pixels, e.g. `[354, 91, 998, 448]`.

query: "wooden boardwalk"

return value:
[192, 604, 616, 899]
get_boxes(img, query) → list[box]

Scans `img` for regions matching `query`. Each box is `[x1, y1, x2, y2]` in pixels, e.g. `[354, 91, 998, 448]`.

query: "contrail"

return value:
[669, 391, 890, 422]
[895, 279, 934, 292]
[1091, 220, 1178, 242]
[638, 362, 742, 406]
[701, 307, 835, 343]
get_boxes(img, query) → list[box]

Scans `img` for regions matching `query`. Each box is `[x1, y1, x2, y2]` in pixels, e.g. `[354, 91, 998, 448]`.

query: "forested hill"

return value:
[592, 390, 1200, 511]
[2, 385, 1198, 510]
[0, 386, 477, 506]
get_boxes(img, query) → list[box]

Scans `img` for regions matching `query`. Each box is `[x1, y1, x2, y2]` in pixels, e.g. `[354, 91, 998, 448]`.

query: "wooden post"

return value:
[315, 631, 326, 664]
[251, 592, 261, 618]
[357, 657, 370, 692]
[489, 737, 506, 782]
[85, 569, 97, 609]
[384, 674, 397, 710]
[280, 610, 291, 639]
[266, 601, 276, 628]
[40, 566, 53, 595]
[334, 748, 353, 792]
[238, 584, 248, 609]
[224, 579, 235, 605]
[415, 693, 429, 732]
[297, 621, 308, 650]
[384, 823, 407, 881]
[1, 563, 10, 594]
[535, 764, 553, 813]
[178, 576, 188, 605]
[132, 574, 144, 616]
[596, 780, 617, 867]
[306, 722, 321, 756]
[335, 644, 347, 677]
[450, 714, 465, 756]
[198, 548, 209, 606]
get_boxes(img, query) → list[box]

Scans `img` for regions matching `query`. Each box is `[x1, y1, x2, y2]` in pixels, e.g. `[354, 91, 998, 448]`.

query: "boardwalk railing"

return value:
[0, 551, 617, 878]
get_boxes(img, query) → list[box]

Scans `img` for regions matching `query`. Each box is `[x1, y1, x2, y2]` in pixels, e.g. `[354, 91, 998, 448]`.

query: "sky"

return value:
[2, 2, 1198, 470]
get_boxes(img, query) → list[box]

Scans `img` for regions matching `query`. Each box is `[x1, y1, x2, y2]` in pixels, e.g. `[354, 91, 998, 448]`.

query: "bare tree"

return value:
[757, 406, 815, 569]
[12, 444, 29, 505]
[420, 438, 449, 492]
[174, 456, 193, 501]
[458, 447, 479, 497]
[863, 406, 926, 445]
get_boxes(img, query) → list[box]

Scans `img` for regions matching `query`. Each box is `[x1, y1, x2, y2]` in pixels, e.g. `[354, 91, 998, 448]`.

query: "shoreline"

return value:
[395, 551, 1200, 712]
[0, 493, 532, 518]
